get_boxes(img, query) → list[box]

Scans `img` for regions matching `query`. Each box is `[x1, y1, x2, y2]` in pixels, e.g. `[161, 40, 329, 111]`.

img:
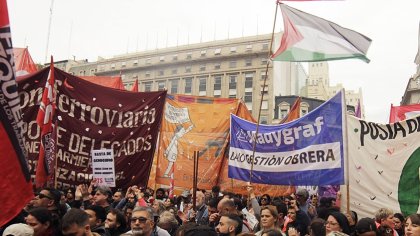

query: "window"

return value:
[185, 66, 192, 73]
[245, 73, 253, 88]
[229, 75, 237, 90]
[185, 78, 192, 94]
[200, 64, 206, 71]
[158, 70, 164, 76]
[200, 50, 207, 57]
[261, 72, 267, 81]
[172, 69, 177, 75]
[199, 77, 207, 92]
[214, 48, 221, 55]
[245, 58, 252, 67]
[158, 81, 166, 91]
[229, 94, 236, 98]
[280, 109, 288, 119]
[229, 61, 237, 68]
[261, 58, 268, 65]
[172, 54, 178, 61]
[186, 53, 192, 59]
[262, 101, 268, 110]
[260, 116, 268, 124]
[159, 56, 165, 62]
[246, 44, 253, 51]
[170, 79, 179, 94]
[145, 71, 151, 77]
[121, 62, 126, 67]
[146, 58, 151, 64]
[214, 76, 222, 91]
[144, 82, 152, 92]
[245, 92, 252, 103]
[214, 63, 221, 70]
[230, 47, 236, 53]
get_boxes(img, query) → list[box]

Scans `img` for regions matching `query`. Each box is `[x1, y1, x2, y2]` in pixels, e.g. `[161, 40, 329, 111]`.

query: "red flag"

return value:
[280, 97, 301, 123]
[389, 103, 420, 123]
[0, 0, 34, 227]
[35, 57, 57, 188]
[131, 78, 139, 92]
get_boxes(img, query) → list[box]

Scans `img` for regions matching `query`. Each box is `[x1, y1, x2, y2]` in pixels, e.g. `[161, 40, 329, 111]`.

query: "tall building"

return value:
[65, 33, 305, 124]
[401, 27, 420, 105]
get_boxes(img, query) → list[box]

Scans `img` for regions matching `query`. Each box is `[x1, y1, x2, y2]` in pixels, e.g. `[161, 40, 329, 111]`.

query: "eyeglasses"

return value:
[131, 217, 150, 223]
[36, 192, 53, 200]
[325, 221, 339, 226]
[261, 198, 268, 201]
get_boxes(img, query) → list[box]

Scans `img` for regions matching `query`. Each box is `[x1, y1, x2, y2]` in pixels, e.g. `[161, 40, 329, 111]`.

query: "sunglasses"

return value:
[36, 192, 53, 200]
[261, 198, 268, 201]
[130, 217, 150, 223]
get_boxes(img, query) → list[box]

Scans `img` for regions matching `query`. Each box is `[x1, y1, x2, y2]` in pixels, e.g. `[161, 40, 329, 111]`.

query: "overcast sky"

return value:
[7, 0, 420, 123]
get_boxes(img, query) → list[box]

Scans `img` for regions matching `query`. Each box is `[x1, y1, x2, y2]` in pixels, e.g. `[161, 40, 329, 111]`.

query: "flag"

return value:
[280, 97, 301, 123]
[0, 0, 34, 226]
[131, 78, 139, 92]
[389, 103, 420, 123]
[355, 99, 361, 118]
[35, 57, 57, 188]
[272, 4, 372, 63]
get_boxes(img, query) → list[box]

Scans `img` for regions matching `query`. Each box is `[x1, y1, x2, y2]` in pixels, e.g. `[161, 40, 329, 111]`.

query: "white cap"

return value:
[2, 223, 34, 236]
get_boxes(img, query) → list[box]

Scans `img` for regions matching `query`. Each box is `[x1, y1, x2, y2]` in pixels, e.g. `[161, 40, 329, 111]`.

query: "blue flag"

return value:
[229, 90, 346, 186]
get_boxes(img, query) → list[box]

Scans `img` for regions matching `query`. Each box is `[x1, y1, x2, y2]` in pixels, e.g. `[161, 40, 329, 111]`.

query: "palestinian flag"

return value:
[272, 3, 372, 63]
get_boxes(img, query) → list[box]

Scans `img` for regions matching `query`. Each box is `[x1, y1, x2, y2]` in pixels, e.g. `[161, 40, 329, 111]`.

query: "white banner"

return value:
[91, 149, 116, 187]
[347, 115, 420, 217]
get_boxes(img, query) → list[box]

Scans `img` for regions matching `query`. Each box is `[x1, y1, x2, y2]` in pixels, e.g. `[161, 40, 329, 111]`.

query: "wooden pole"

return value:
[192, 150, 198, 210]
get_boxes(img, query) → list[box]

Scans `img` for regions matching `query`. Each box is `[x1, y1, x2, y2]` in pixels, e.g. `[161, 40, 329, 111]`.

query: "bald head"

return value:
[217, 198, 236, 215]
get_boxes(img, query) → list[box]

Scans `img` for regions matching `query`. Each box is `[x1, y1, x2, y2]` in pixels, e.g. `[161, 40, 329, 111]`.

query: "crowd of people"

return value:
[1, 182, 419, 236]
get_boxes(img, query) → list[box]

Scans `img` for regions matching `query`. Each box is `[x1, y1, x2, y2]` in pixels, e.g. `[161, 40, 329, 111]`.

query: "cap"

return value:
[3, 223, 34, 236]
[296, 188, 309, 198]
[355, 217, 377, 235]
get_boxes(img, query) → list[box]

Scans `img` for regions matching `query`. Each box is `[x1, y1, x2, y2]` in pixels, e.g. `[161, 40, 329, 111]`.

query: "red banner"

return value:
[0, 0, 34, 227]
[389, 103, 420, 123]
[18, 68, 166, 189]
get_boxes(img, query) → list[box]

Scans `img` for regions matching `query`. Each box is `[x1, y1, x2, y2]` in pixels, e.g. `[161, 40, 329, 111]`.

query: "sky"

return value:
[6, 0, 420, 123]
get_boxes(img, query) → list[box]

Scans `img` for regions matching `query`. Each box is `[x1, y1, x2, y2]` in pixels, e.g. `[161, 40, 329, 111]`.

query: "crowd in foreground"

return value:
[1, 182, 419, 236]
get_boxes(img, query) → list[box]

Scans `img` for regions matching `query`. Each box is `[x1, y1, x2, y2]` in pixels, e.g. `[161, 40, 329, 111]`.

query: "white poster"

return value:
[347, 115, 420, 218]
[91, 149, 116, 187]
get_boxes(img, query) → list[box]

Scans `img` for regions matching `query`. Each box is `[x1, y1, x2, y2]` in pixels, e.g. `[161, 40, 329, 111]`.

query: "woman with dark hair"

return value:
[325, 212, 351, 235]
[259, 194, 272, 206]
[405, 214, 420, 236]
[393, 213, 404, 236]
[25, 207, 60, 236]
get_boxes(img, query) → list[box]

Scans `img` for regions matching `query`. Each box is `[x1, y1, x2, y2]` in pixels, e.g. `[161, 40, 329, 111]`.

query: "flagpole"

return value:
[342, 88, 350, 214]
[248, 0, 280, 184]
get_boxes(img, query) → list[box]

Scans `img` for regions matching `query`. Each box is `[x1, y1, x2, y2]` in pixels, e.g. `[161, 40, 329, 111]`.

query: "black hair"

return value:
[211, 185, 220, 193]
[62, 208, 89, 230]
[109, 208, 127, 233]
[28, 207, 52, 225]
[309, 218, 326, 236]
[184, 224, 217, 236]
[85, 205, 107, 223]
[222, 213, 243, 235]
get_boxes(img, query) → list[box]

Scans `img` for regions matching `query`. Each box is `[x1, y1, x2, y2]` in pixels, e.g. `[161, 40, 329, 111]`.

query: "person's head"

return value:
[26, 207, 53, 236]
[127, 192, 136, 203]
[62, 208, 92, 236]
[309, 218, 326, 236]
[184, 224, 217, 236]
[208, 197, 219, 216]
[377, 225, 393, 236]
[310, 194, 319, 206]
[113, 190, 123, 203]
[157, 210, 179, 235]
[105, 208, 127, 234]
[271, 200, 287, 223]
[260, 194, 271, 206]
[3, 223, 34, 236]
[152, 200, 166, 215]
[190, 189, 206, 209]
[125, 202, 136, 222]
[287, 207, 297, 222]
[405, 214, 420, 236]
[261, 228, 284, 236]
[93, 186, 112, 206]
[215, 214, 243, 236]
[355, 218, 377, 236]
[32, 188, 61, 209]
[295, 188, 309, 204]
[156, 188, 166, 200]
[375, 208, 394, 229]
[326, 212, 351, 235]
[85, 205, 106, 228]
[393, 213, 404, 230]
[260, 205, 278, 229]
[163, 198, 175, 209]
[130, 206, 155, 236]
[217, 198, 237, 215]
[212, 185, 221, 198]
[345, 211, 358, 227]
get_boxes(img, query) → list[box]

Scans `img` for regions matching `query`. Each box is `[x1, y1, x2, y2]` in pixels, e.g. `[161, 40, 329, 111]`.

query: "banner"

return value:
[347, 115, 420, 217]
[389, 103, 420, 123]
[229, 90, 346, 186]
[154, 95, 252, 190]
[0, 0, 34, 226]
[92, 149, 116, 187]
[18, 68, 166, 189]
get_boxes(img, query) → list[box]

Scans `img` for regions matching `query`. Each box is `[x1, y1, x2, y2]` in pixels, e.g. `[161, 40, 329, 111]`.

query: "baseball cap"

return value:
[2, 223, 34, 236]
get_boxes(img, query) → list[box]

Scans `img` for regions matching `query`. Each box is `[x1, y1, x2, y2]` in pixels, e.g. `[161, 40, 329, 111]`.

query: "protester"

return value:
[393, 213, 404, 236]
[354, 218, 377, 236]
[374, 208, 397, 236]
[259, 194, 271, 207]
[62, 208, 99, 236]
[255, 206, 280, 236]
[283, 200, 310, 236]
[404, 214, 420, 236]
[325, 212, 351, 235]
[105, 208, 127, 236]
[156, 189, 167, 201]
[85, 205, 109, 236]
[215, 214, 243, 236]
[157, 211, 179, 236]
[26, 207, 60, 236]
[345, 211, 358, 235]
[32, 187, 65, 219]
[112, 190, 125, 208]
[125, 206, 170, 236]
[261, 228, 284, 236]
[308, 218, 326, 236]
[2, 223, 34, 236]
